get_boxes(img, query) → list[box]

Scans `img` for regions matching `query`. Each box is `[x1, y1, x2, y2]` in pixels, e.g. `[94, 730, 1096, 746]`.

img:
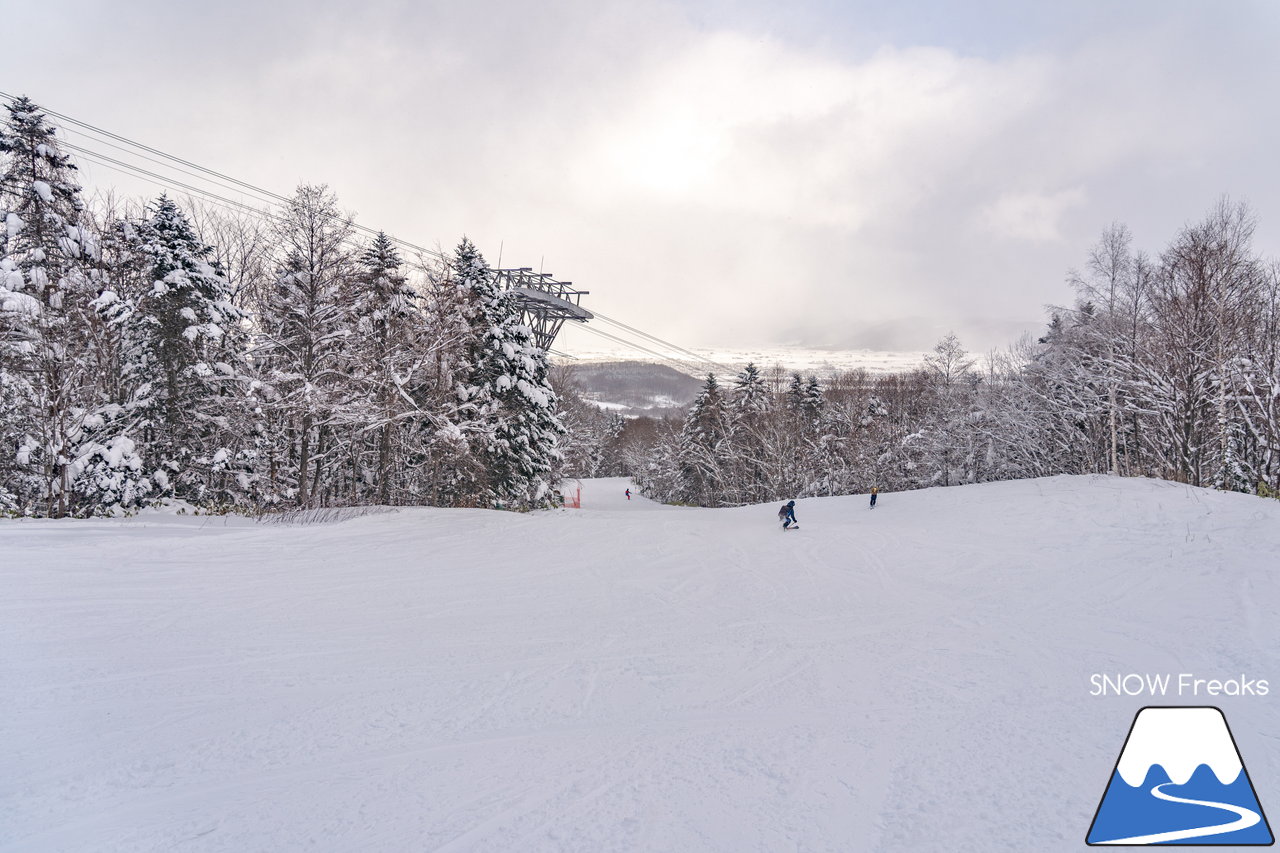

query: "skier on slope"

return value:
[625, 488, 631, 500]
[870, 486, 878, 509]
[778, 500, 798, 530]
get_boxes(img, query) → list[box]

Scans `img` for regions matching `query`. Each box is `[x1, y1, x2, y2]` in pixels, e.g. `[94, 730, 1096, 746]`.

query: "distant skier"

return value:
[778, 500, 798, 530]
[870, 486, 878, 509]
[625, 488, 631, 501]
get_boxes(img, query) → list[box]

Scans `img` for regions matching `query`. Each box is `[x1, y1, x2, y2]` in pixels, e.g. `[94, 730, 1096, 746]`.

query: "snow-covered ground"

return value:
[5, 476, 1280, 851]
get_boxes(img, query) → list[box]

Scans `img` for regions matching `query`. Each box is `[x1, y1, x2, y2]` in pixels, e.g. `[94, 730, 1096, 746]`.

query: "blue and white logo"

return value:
[1087, 706, 1273, 845]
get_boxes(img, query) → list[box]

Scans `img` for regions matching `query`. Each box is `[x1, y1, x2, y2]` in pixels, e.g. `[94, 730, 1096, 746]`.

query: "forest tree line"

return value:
[4, 93, 1278, 516]
[0, 96, 563, 516]
[624, 201, 1280, 506]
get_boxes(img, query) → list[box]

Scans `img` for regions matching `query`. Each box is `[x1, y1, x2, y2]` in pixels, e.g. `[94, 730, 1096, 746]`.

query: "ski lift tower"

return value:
[494, 268, 593, 351]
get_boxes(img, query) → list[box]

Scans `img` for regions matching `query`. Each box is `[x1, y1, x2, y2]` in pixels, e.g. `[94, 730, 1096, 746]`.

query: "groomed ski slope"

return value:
[4, 475, 1280, 852]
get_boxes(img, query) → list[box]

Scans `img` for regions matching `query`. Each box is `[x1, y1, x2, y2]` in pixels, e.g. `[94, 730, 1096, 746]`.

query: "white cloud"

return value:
[978, 188, 1087, 242]
[569, 35, 1050, 232]
[7, 0, 1278, 352]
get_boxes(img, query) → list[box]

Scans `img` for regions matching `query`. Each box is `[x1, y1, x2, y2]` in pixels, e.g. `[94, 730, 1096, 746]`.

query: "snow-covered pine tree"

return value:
[727, 362, 771, 503]
[452, 238, 563, 509]
[731, 362, 769, 417]
[784, 373, 805, 413]
[411, 248, 482, 506]
[80, 195, 146, 409]
[0, 366, 26, 513]
[346, 231, 421, 504]
[109, 196, 252, 505]
[0, 96, 103, 516]
[677, 373, 729, 505]
[801, 376, 825, 427]
[52, 197, 157, 516]
[796, 376, 839, 494]
[1021, 309, 1110, 476]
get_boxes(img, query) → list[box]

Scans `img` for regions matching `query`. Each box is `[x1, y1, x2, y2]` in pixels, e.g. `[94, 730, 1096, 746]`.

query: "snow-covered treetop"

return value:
[732, 362, 770, 415]
[0, 94, 97, 310]
[0, 96, 84, 217]
[136, 195, 244, 330]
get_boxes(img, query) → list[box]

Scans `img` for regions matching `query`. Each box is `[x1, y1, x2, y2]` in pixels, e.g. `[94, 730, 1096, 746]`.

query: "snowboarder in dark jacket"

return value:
[778, 500, 798, 529]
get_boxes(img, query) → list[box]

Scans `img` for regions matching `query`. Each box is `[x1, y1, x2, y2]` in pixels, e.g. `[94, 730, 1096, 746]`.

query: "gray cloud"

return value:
[4, 0, 1278, 353]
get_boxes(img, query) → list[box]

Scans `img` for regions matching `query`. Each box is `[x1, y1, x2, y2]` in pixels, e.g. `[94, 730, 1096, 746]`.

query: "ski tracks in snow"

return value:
[7, 477, 1280, 850]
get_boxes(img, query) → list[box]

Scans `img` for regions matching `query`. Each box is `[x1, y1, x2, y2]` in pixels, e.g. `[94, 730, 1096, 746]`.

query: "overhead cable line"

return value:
[68, 135, 723, 376]
[591, 312, 727, 368]
[0, 89, 447, 263]
[0, 89, 293, 206]
[62, 129, 286, 209]
[574, 324, 715, 376]
[576, 325, 704, 371]
[64, 138, 447, 271]
[63, 143, 286, 223]
[591, 311, 730, 374]
[4, 91, 729, 374]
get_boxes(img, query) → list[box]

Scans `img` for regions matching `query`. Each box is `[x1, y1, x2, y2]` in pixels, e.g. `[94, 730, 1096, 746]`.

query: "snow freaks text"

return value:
[1091, 674, 1270, 697]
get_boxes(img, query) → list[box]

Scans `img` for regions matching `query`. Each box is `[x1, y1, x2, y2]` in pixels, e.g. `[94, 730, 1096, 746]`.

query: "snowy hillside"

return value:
[563, 361, 703, 418]
[5, 476, 1280, 851]
[552, 341, 928, 376]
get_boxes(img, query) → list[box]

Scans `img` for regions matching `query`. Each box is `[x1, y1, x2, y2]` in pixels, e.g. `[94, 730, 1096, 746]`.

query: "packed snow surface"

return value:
[4, 476, 1280, 851]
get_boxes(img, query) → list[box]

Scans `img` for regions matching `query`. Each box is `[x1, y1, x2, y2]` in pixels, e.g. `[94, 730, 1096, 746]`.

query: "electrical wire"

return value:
[591, 311, 729, 373]
[574, 324, 716, 376]
[0, 89, 446, 262]
[62, 128, 286, 209]
[3, 90, 728, 375]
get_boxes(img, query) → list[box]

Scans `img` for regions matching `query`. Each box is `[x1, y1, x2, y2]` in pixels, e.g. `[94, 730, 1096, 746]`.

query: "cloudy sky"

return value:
[5, 0, 1278, 352]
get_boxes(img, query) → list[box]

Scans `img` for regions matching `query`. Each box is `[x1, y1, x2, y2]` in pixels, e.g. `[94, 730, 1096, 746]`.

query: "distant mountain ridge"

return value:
[564, 361, 703, 418]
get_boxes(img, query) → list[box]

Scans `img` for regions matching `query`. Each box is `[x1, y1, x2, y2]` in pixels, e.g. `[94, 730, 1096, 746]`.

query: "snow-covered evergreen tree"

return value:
[784, 373, 806, 414]
[0, 96, 102, 516]
[412, 248, 483, 506]
[110, 196, 253, 504]
[346, 231, 421, 503]
[452, 238, 563, 509]
[800, 376, 825, 428]
[726, 362, 772, 503]
[677, 373, 729, 505]
[731, 362, 769, 417]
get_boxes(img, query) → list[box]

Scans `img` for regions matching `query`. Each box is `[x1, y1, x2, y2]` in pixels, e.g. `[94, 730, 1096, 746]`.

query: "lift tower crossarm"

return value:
[492, 267, 592, 351]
